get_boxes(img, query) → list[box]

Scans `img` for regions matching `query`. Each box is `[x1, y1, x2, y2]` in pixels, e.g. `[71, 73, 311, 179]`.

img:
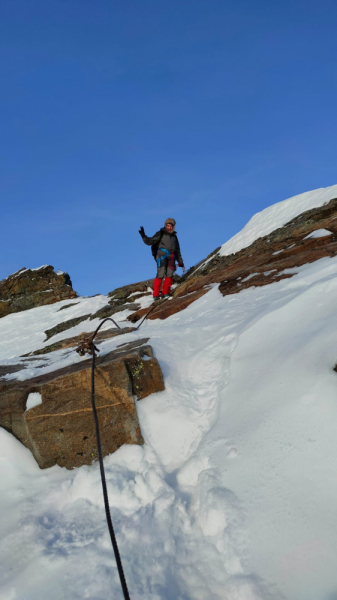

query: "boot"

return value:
[162, 277, 173, 296]
[153, 278, 162, 298]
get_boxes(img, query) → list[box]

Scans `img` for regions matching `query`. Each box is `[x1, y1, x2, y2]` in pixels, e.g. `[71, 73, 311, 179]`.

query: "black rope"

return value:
[135, 297, 169, 330]
[93, 316, 122, 334]
[90, 318, 131, 600]
[76, 304, 168, 597]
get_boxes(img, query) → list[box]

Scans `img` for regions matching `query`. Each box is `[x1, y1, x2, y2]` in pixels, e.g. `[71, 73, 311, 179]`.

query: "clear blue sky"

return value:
[1, 0, 337, 295]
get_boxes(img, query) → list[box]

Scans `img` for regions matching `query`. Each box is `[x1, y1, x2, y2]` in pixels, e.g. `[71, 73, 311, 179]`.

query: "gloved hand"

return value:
[139, 226, 145, 238]
[178, 261, 185, 268]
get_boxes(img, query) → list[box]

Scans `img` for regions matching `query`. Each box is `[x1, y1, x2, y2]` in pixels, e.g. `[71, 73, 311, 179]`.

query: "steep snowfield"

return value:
[220, 183, 337, 256]
[2, 187, 337, 600]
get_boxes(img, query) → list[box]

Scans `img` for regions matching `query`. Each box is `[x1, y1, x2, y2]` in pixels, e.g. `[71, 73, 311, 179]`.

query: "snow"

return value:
[304, 228, 332, 239]
[219, 183, 337, 257]
[25, 392, 42, 411]
[241, 272, 258, 282]
[2, 186, 337, 599]
[31, 265, 49, 271]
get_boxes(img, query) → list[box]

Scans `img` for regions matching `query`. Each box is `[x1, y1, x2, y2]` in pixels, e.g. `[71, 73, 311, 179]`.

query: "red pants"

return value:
[153, 277, 172, 297]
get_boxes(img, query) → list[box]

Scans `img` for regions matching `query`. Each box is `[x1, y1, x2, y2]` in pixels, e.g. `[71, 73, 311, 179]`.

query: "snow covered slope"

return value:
[1, 186, 337, 600]
[220, 183, 337, 256]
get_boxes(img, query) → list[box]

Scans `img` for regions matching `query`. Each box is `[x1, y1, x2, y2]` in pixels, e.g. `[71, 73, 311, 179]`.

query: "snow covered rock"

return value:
[0, 339, 164, 469]
[108, 278, 155, 305]
[0, 265, 77, 318]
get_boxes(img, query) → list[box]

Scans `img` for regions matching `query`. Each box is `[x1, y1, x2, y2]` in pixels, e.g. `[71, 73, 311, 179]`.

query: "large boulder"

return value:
[0, 339, 164, 469]
[0, 265, 77, 318]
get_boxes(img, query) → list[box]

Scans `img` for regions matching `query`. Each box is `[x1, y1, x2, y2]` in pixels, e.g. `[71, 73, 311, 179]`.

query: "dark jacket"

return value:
[141, 228, 183, 264]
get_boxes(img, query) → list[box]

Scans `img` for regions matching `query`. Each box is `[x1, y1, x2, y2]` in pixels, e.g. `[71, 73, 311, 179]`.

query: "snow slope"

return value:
[220, 183, 337, 256]
[2, 187, 337, 600]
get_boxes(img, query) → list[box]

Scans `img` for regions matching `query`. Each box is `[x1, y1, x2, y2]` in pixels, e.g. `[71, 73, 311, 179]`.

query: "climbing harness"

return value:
[156, 248, 176, 271]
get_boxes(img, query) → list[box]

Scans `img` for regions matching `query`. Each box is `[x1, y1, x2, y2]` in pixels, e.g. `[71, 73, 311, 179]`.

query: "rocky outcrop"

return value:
[23, 326, 136, 356]
[89, 302, 141, 321]
[0, 266, 77, 318]
[0, 339, 164, 469]
[107, 276, 180, 309]
[108, 279, 154, 306]
[44, 314, 92, 341]
[129, 197, 337, 322]
[127, 288, 209, 323]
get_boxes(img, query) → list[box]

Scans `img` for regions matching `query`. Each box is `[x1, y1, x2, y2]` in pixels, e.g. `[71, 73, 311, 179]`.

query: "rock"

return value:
[128, 288, 209, 323]
[23, 326, 136, 357]
[44, 314, 92, 341]
[0, 340, 165, 469]
[89, 303, 141, 321]
[89, 304, 121, 320]
[108, 279, 154, 306]
[0, 266, 77, 319]
[58, 302, 80, 311]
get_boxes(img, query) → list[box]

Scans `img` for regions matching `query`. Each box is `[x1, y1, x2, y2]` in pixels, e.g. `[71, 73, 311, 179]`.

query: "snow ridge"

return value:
[220, 183, 337, 257]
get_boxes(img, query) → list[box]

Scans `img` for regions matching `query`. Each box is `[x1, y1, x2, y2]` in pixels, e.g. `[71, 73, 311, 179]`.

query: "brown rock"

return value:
[0, 266, 77, 319]
[108, 279, 154, 305]
[89, 303, 141, 321]
[0, 340, 164, 469]
[44, 314, 92, 341]
[128, 288, 210, 323]
[23, 326, 136, 357]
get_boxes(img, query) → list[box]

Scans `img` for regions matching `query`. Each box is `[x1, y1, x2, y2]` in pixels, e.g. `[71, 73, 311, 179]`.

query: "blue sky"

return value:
[1, 0, 337, 295]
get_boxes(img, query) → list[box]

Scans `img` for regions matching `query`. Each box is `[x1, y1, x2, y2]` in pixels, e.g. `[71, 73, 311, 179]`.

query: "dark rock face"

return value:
[0, 266, 77, 319]
[23, 326, 136, 357]
[0, 340, 165, 469]
[44, 314, 91, 341]
[127, 288, 209, 323]
[89, 302, 141, 321]
[129, 198, 337, 322]
[58, 302, 80, 311]
[108, 279, 154, 307]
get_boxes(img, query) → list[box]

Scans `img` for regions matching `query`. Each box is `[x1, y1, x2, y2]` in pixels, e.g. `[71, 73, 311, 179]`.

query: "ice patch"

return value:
[304, 229, 332, 239]
[241, 273, 258, 282]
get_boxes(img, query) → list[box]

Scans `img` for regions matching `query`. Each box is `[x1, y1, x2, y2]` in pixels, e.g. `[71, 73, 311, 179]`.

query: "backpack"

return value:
[151, 228, 165, 261]
[151, 240, 160, 261]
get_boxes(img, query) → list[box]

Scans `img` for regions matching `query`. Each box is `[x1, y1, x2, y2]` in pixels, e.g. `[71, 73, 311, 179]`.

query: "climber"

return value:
[139, 218, 185, 300]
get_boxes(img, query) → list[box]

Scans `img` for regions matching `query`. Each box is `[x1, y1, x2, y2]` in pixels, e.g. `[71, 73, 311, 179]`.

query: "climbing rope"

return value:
[74, 300, 169, 598]
[135, 296, 169, 330]
[76, 317, 130, 600]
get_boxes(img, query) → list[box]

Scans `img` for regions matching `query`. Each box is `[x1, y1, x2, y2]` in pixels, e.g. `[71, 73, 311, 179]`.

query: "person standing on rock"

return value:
[139, 218, 185, 300]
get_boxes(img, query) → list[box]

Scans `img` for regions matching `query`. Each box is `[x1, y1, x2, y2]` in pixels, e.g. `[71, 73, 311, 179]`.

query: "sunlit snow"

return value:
[304, 228, 332, 239]
[1, 186, 337, 600]
[219, 183, 337, 257]
[25, 392, 42, 411]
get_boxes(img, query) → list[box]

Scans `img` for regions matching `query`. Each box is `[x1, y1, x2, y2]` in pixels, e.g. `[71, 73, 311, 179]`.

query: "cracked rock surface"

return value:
[0, 339, 164, 469]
